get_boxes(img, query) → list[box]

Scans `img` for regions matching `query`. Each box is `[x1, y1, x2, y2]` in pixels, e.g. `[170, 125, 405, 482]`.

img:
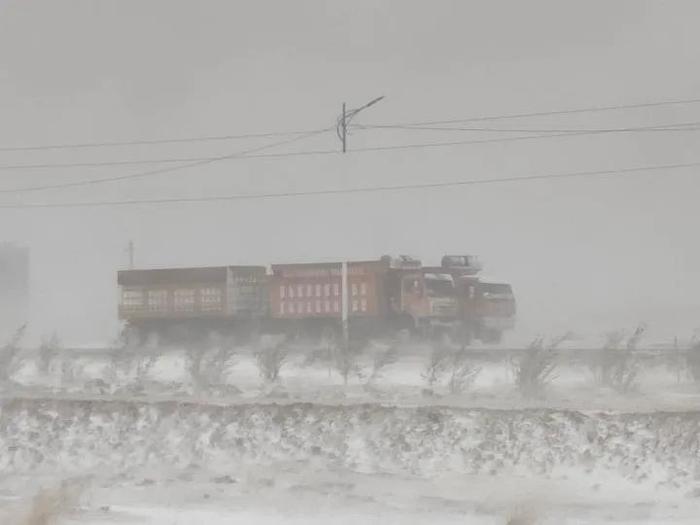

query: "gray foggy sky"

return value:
[0, 0, 698, 344]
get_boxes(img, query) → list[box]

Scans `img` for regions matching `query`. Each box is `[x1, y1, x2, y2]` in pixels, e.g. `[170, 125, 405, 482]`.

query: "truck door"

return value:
[460, 280, 478, 322]
[400, 274, 427, 319]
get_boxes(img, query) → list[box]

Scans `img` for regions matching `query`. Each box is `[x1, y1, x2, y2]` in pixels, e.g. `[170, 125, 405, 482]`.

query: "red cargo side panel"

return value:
[269, 260, 387, 320]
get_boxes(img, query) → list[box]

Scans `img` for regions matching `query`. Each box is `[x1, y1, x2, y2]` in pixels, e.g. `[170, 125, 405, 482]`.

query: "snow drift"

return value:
[2, 398, 699, 492]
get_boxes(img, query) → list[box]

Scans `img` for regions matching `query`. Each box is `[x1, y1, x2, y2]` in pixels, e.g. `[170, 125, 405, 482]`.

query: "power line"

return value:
[0, 95, 698, 154]
[0, 157, 217, 171]
[0, 129, 332, 194]
[3, 119, 699, 174]
[355, 121, 700, 134]
[333, 127, 699, 155]
[0, 119, 696, 194]
[1, 160, 696, 209]
[0, 127, 332, 153]
[359, 96, 700, 128]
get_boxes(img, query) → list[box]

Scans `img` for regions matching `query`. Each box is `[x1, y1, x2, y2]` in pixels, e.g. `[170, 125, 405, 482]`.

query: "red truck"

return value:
[117, 255, 515, 345]
[117, 266, 267, 343]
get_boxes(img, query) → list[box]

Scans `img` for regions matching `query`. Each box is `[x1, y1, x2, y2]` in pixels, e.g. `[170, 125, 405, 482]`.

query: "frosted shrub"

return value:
[254, 338, 287, 383]
[185, 347, 207, 391]
[38, 333, 61, 376]
[595, 325, 644, 393]
[608, 356, 641, 393]
[0, 324, 26, 383]
[103, 346, 132, 390]
[421, 344, 450, 393]
[446, 349, 481, 394]
[333, 341, 365, 386]
[421, 345, 481, 395]
[135, 351, 159, 385]
[511, 333, 571, 398]
[593, 330, 625, 386]
[207, 339, 238, 384]
[300, 346, 331, 367]
[366, 343, 398, 385]
[185, 339, 238, 392]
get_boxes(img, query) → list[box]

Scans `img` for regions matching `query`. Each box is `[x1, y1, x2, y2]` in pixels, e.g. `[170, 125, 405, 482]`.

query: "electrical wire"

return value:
[354, 121, 700, 134]
[3, 119, 699, 174]
[0, 127, 333, 152]
[0, 157, 219, 171]
[333, 128, 699, 155]
[360, 96, 700, 128]
[0, 119, 697, 194]
[0, 95, 698, 153]
[0, 128, 332, 194]
[1, 160, 696, 209]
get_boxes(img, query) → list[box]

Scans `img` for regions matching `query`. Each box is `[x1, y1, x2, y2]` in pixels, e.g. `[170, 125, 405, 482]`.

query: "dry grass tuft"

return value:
[511, 333, 571, 398]
[254, 336, 288, 384]
[594, 324, 645, 393]
[17, 479, 84, 525]
[504, 501, 541, 525]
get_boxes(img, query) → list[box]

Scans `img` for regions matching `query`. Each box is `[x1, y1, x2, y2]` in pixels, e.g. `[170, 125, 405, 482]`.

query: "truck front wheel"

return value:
[480, 328, 503, 345]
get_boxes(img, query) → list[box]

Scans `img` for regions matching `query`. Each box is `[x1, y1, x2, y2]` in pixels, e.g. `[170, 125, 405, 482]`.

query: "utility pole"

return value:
[341, 102, 347, 153]
[335, 96, 385, 347]
[336, 96, 384, 153]
[341, 261, 349, 347]
[127, 240, 134, 270]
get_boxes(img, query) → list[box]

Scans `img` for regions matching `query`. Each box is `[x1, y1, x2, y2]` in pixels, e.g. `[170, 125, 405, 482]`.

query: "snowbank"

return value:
[2, 398, 699, 494]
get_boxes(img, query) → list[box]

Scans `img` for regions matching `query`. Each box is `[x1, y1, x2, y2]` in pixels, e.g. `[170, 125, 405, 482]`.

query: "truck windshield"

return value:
[424, 275, 455, 296]
[481, 283, 512, 295]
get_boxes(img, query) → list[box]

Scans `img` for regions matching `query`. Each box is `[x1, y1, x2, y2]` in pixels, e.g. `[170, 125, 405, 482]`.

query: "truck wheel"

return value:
[429, 326, 449, 344]
[123, 325, 143, 348]
[321, 325, 340, 347]
[453, 324, 473, 348]
[395, 328, 412, 344]
[392, 315, 416, 342]
[481, 329, 503, 345]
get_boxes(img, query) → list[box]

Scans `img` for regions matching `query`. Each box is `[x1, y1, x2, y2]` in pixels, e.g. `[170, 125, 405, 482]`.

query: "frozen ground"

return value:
[2, 398, 700, 523]
[7, 472, 700, 524]
[7, 474, 700, 524]
[3, 343, 700, 523]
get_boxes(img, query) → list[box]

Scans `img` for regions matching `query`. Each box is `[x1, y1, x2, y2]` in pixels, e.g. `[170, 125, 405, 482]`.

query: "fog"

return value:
[1, 3, 700, 522]
[0, 0, 697, 345]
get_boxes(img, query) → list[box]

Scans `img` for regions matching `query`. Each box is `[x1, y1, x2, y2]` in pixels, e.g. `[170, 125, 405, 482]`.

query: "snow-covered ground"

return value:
[3, 343, 700, 523]
[7, 472, 700, 524]
[10, 471, 700, 524]
[2, 397, 700, 523]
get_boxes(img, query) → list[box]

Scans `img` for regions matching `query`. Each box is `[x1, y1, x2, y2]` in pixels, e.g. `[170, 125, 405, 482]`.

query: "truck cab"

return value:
[397, 270, 458, 335]
[475, 280, 516, 343]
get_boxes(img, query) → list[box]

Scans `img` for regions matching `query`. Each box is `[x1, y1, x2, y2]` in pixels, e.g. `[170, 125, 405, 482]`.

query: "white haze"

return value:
[0, 0, 698, 345]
